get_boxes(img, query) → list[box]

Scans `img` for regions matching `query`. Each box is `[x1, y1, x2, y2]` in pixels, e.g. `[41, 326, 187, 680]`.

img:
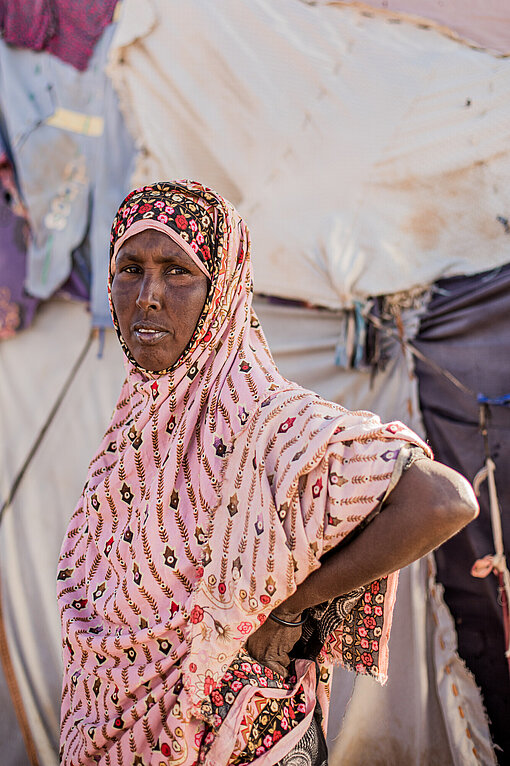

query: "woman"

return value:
[58, 180, 478, 766]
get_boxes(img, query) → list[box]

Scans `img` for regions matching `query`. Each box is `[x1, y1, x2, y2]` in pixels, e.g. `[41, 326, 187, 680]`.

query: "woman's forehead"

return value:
[116, 229, 188, 259]
[112, 218, 212, 278]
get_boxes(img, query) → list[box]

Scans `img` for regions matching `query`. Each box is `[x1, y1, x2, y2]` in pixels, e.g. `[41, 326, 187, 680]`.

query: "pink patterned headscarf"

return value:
[58, 180, 430, 765]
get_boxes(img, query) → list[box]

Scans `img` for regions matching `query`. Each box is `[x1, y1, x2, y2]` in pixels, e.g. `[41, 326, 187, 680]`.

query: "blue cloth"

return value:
[0, 23, 135, 325]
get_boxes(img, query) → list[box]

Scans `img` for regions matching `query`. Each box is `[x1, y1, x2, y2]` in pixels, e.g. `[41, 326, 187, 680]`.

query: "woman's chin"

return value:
[127, 340, 179, 372]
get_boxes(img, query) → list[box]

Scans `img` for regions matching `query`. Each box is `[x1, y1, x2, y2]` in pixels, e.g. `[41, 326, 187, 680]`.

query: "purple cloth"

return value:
[0, 0, 56, 52]
[0, 0, 117, 71]
[0, 164, 39, 337]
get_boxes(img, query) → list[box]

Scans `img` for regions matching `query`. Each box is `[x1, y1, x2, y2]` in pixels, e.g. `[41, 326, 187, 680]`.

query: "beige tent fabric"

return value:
[334, 0, 510, 55]
[108, 0, 510, 310]
[252, 296, 424, 425]
[0, 297, 495, 764]
[0, 300, 124, 766]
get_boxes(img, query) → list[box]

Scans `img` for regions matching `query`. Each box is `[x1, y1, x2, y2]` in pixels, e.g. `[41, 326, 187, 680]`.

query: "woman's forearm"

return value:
[273, 459, 478, 620]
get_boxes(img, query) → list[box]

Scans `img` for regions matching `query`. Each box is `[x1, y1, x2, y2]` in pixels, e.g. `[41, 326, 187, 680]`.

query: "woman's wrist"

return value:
[269, 600, 306, 625]
[272, 595, 305, 622]
[269, 610, 306, 627]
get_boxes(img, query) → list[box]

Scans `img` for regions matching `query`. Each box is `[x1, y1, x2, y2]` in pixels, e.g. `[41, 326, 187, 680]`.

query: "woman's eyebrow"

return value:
[116, 249, 144, 262]
[116, 249, 191, 265]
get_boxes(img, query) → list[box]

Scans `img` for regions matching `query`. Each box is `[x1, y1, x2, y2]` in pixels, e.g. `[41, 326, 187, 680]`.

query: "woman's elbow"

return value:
[451, 473, 479, 523]
[398, 459, 479, 542]
[431, 465, 479, 535]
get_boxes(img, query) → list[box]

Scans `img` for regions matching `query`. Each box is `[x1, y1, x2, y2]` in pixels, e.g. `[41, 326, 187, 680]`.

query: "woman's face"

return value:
[111, 229, 209, 371]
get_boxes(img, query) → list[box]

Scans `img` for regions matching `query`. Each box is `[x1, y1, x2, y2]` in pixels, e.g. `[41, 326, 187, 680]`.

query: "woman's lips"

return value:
[133, 326, 169, 344]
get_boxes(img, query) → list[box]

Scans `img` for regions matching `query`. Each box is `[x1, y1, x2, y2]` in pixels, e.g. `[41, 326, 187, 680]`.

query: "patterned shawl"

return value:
[58, 180, 430, 766]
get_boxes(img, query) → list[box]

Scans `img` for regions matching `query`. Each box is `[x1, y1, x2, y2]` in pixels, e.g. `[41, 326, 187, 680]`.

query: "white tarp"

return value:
[108, 0, 510, 310]
[0, 297, 496, 765]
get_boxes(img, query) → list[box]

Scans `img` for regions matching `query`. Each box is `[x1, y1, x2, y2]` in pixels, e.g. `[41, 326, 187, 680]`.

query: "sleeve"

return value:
[181, 395, 432, 707]
[272, 411, 431, 565]
[291, 443, 432, 683]
[266, 406, 432, 684]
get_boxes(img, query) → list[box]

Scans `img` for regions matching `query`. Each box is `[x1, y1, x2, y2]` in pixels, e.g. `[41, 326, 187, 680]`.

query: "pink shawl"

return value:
[58, 180, 430, 765]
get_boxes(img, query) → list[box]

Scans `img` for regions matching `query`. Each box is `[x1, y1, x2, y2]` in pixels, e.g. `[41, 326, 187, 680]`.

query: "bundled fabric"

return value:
[58, 180, 430, 765]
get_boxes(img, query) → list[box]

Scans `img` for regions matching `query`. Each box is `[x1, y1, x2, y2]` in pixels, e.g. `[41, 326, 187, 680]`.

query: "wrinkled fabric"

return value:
[0, 23, 135, 326]
[0, 0, 118, 71]
[414, 262, 510, 762]
[108, 0, 510, 310]
[58, 180, 429, 765]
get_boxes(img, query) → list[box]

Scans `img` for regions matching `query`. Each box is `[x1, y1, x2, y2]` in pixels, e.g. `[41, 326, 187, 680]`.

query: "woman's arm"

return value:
[247, 458, 478, 674]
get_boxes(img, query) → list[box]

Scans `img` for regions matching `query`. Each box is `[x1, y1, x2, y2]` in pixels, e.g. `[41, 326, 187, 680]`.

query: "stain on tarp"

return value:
[496, 215, 510, 234]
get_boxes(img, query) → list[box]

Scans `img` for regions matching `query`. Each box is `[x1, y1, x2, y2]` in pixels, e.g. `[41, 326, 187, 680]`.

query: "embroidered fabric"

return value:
[294, 443, 430, 661]
[277, 705, 328, 766]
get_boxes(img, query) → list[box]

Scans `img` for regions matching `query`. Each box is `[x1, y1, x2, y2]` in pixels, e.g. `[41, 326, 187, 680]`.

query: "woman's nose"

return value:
[135, 275, 163, 311]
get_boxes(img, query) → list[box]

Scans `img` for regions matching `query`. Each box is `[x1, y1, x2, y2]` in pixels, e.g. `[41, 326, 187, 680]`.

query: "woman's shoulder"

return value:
[242, 384, 428, 462]
[255, 385, 382, 429]
[239, 384, 388, 451]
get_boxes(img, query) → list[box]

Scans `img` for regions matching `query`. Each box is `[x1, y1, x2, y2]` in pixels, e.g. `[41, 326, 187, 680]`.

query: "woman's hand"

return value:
[246, 612, 303, 676]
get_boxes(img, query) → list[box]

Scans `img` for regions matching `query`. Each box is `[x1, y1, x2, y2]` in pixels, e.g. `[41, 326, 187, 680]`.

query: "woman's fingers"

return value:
[246, 620, 301, 676]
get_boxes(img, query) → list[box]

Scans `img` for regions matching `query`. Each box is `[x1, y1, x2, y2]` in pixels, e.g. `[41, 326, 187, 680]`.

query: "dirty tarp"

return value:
[108, 0, 510, 310]
[333, 0, 510, 55]
[0, 0, 118, 71]
[0, 21, 135, 327]
[414, 262, 510, 761]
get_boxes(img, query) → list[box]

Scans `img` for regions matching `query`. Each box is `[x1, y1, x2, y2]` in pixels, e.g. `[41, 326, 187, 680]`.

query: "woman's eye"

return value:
[121, 264, 141, 274]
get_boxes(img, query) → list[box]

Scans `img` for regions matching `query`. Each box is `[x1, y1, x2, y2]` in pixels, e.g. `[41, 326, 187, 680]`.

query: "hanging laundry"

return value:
[0, 22, 135, 327]
[0, 0, 119, 71]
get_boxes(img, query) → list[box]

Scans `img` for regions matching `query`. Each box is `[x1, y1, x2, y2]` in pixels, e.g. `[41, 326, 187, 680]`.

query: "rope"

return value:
[0, 579, 40, 765]
[477, 393, 510, 407]
[0, 329, 93, 525]
[478, 405, 510, 673]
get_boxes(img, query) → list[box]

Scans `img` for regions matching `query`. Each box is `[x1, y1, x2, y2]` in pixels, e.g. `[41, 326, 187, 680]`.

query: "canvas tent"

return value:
[1, 2, 508, 764]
